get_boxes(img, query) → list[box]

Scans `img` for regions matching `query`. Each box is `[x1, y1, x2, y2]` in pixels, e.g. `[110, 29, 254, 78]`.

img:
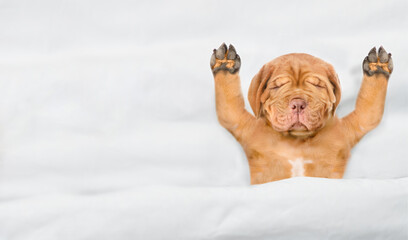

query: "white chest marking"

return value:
[288, 158, 313, 177]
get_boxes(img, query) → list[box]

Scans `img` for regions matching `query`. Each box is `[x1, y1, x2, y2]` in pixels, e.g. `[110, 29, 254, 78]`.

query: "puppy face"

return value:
[263, 73, 335, 135]
[248, 54, 341, 137]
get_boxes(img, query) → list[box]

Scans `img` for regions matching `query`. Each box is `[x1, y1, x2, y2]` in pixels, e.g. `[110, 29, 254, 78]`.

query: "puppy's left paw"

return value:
[362, 46, 393, 78]
[210, 43, 241, 75]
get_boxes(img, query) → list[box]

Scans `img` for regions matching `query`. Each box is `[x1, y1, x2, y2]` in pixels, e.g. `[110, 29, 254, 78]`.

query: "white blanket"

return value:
[1, 178, 407, 240]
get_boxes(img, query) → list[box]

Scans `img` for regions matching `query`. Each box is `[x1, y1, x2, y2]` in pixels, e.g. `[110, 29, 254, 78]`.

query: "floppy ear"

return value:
[248, 64, 274, 118]
[326, 64, 341, 114]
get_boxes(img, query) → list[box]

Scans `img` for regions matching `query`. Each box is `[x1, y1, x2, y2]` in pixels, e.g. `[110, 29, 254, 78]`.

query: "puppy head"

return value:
[248, 53, 341, 137]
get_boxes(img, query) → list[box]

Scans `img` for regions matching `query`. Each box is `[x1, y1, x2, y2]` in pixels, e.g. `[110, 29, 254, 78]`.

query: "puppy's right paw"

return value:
[210, 43, 241, 75]
[362, 46, 393, 78]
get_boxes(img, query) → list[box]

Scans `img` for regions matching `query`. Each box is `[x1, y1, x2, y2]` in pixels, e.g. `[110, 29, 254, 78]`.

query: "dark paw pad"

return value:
[210, 43, 241, 74]
[362, 46, 393, 77]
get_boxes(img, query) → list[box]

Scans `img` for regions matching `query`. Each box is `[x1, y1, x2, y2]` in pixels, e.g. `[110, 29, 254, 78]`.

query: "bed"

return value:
[0, 0, 407, 239]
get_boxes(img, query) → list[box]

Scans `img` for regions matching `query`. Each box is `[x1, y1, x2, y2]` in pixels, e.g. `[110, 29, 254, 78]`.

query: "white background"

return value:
[0, 0, 407, 239]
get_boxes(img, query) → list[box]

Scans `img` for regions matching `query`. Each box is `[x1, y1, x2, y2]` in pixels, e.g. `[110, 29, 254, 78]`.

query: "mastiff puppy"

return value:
[210, 43, 393, 184]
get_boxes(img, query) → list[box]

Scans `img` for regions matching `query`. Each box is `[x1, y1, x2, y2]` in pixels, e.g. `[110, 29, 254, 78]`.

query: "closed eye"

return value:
[270, 82, 289, 90]
[307, 81, 326, 89]
[268, 77, 291, 91]
[313, 84, 326, 89]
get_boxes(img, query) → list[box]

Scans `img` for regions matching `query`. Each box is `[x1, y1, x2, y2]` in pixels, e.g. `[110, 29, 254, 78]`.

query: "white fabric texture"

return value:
[0, 0, 407, 239]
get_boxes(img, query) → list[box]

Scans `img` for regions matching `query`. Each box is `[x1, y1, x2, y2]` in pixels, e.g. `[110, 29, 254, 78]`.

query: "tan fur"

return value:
[212, 53, 390, 184]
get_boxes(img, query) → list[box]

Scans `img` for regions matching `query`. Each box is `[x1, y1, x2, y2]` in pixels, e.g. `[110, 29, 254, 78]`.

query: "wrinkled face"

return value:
[262, 73, 336, 137]
[248, 54, 341, 138]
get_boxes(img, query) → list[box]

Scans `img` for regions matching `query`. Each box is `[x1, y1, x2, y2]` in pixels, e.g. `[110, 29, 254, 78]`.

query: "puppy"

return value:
[210, 43, 393, 184]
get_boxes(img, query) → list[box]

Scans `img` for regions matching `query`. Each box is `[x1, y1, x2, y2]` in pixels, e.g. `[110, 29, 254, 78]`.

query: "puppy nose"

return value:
[290, 98, 307, 113]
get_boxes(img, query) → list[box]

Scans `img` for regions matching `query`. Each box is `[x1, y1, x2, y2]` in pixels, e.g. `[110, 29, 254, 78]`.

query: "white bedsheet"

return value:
[0, 0, 408, 239]
[1, 178, 407, 240]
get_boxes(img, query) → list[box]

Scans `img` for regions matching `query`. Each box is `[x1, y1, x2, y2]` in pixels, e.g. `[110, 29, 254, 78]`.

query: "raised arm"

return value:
[341, 46, 393, 145]
[210, 43, 255, 138]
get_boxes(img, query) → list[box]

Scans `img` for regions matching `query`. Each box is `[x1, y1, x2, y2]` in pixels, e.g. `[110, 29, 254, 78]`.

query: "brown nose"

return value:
[290, 98, 307, 113]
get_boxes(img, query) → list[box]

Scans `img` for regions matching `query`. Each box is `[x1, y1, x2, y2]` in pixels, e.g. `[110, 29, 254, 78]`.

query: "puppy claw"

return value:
[210, 51, 217, 68]
[210, 43, 241, 75]
[362, 46, 393, 78]
[388, 56, 394, 73]
[234, 54, 241, 70]
[378, 46, 389, 63]
[362, 56, 370, 74]
[367, 47, 377, 62]
[215, 43, 227, 59]
[227, 44, 237, 59]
